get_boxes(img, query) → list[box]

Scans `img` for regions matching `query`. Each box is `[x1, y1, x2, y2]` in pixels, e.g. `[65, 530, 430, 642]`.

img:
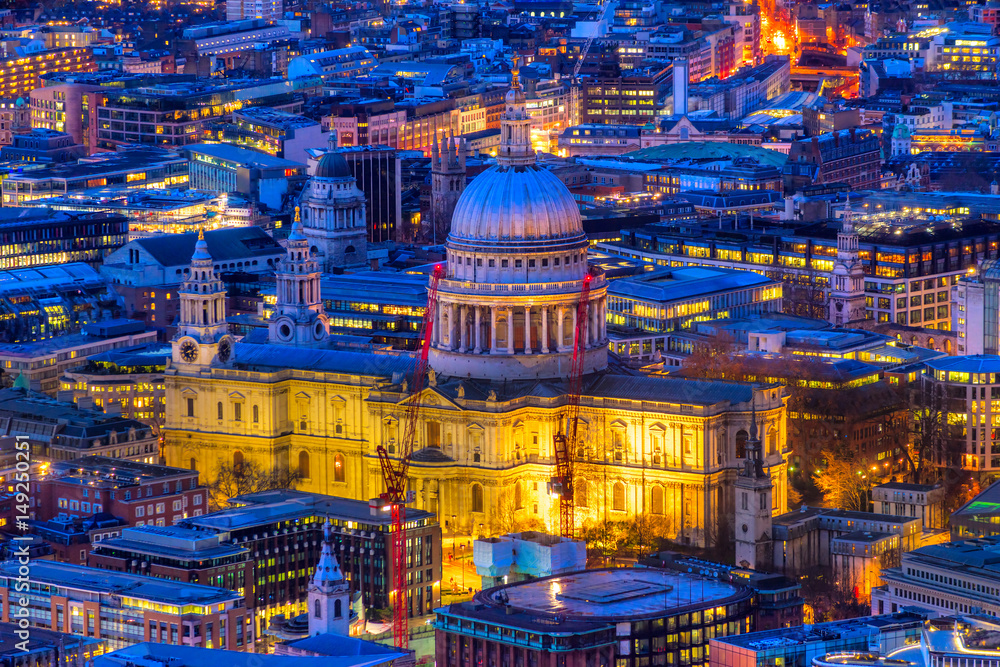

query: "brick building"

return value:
[35, 456, 207, 526]
[783, 128, 881, 193]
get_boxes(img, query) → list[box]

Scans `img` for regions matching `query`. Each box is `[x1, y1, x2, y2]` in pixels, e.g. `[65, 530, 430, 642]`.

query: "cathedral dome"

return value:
[448, 166, 585, 248]
[315, 151, 352, 179]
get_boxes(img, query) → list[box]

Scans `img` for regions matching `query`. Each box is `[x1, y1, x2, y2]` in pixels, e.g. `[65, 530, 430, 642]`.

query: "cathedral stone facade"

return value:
[163, 68, 788, 553]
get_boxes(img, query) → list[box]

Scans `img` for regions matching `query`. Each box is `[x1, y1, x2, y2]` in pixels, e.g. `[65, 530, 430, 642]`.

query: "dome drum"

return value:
[428, 282, 608, 381]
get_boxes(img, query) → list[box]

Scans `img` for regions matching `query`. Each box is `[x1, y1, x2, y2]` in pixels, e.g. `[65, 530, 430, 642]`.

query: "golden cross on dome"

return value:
[294, 206, 301, 224]
[511, 55, 521, 87]
[198, 227, 204, 240]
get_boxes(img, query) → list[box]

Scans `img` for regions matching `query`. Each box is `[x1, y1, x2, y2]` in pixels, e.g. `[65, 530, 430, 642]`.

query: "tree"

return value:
[815, 448, 869, 511]
[208, 460, 303, 510]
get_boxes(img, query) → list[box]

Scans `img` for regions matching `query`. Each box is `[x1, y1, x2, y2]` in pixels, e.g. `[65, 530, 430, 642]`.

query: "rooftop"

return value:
[183, 489, 436, 532]
[184, 143, 306, 169]
[609, 266, 777, 303]
[482, 567, 745, 621]
[126, 226, 284, 268]
[0, 560, 240, 606]
[926, 355, 1000, 375]
[95, 642, 398, 667]
[48, 455, 198, 487]
[712, 613, 926, 650]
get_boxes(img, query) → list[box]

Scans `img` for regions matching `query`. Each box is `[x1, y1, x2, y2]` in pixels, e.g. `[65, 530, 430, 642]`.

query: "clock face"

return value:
[180, 340, 199, 363]
[741, 524, 749, 534]
[218, 337, 232, 363]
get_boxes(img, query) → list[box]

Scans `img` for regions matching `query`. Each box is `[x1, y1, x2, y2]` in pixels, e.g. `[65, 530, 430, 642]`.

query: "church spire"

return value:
[308, 520, 351, 637]
[268, 206, 328, 346]
[312, 520, 346, 590]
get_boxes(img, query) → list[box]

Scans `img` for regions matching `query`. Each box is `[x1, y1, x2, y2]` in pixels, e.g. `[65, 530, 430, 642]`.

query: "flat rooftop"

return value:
[608, 266, 777, 303]
[713, 612, 926, 650]
[185, 489, 436, 532]
[0, 560, 240, 606]
[491, 568, 744, 621]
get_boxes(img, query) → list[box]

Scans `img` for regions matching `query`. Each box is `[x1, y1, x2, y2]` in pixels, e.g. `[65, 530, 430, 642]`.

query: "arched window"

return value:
[314, 600, 321, 618]
[736, 430, 748, 459]
[299, 451, 310, 479]
[651, 486, 664, 515]
[253, 405, 259, 423]
[190, 458, 196, 471]
[473, 452, 481, 463]
[471, 484, 484, 513]
[612, 482, 625, 512]
[217, 401, 224, 421]
[233, 451, 244, 471]
[514, 481, 523, 510]
[334, 454, 345, 483]
[334, 599, 343, 618]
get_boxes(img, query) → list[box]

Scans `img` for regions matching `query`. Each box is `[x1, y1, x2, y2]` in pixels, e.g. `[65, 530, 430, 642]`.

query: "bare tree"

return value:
[815, 448, 869, 511]
[208, 460, 303, 511]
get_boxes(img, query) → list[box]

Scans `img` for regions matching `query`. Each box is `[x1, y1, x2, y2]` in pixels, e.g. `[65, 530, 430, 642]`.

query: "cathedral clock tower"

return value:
[171, 229, 233, 369]
[735, 405, 773, 571]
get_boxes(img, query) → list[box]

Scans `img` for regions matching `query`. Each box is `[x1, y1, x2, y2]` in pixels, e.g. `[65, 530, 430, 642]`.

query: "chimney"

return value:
[673, 57, 689, 117]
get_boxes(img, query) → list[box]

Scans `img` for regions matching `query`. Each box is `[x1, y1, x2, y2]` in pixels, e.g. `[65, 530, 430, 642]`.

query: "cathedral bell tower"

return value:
[308, 520, 351, 637]
[269, 207, 329, 346]
[171, 229, 234, 368]
[428, 133, 467, 243]
[828, 195, 867, 326]
[735, 403, 773, 571]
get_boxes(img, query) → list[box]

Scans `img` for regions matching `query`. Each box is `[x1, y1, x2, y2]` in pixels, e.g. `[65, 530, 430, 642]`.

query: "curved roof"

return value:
[625, 142, 788, 167]
[315, 151, 352, 179]
[926, 355, 1000, 374]
[448, 164, 586, 247]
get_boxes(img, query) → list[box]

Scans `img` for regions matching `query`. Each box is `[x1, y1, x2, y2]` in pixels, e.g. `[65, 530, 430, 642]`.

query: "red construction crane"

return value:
[551, 270, 593, 539]
[376, 264, 444, 649]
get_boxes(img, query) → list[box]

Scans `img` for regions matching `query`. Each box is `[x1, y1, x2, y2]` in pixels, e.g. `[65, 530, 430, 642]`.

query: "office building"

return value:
[597, 216, 1000, 331]
[0, 208, 128, 270]
[872, 482, 947, 531]
[955, 259, 1000, 355]
[0, 48, 95, 100]
[0, 263, 116, 344]
[607, 266, 783, 335]
[1, 147, 188, 206]
[59, 345, 169, 426]
[436, 568, 758, 667]
[580, 66, 670, 125]
[35, 456, 206, 526]
[922, 355, 1000, 472]
[318, 271, 428, 350]
[287, 47, 378, 82]
[99, 639, 405, 667]
[0, 622, 105, 667]
[951, 481, 1000, 539]
[0, 98, 29, 147]
[226, 0, 283, 22]
[772, 507, 921, 576]
[0, 560, 252, 651]
[0, 389, 159, 462]
[31, 514, 129, 565]
[90, 525, 253, 598]
[184, 143, 306, 210]
[0, 320, 156, 395]
[708, 613, 926, 667]
[29, 82, 104, 146]
[211, 107, 326, 164]
[180, 490, 442, 636]
[93, 79, 303, 152]
[337, 146, 403, 244]
[873, 536, 1000, 617]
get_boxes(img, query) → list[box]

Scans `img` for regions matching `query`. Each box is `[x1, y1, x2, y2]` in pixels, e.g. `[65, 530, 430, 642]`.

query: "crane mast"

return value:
[376, 264, 443, 649]
[551, 271, 592, 539]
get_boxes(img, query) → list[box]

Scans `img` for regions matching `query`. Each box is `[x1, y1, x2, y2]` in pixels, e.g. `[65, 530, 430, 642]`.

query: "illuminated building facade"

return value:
[436, 568, 757, 667]
[93, 80, 303, 152]
[0, 98, 29, 147]
[0, 386, 159, 462]
[606, 266, 783, 334]
[598, 216, 1000, 330]
[0, 263, 113, 344]
[181, 490, 441, 635]
[211, 107, 325, 164]
[60, 344, 168, 426]
[185, 143, 306, 211]
[0, 559, 252, 651]
[581, 66, 670, 125]
[1, 147, 188, 206]
[0, 48, 96, 101]
[0, 208, 128, 269]
[921, 355, 1000, 474]
[163, 68, 790, 550]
